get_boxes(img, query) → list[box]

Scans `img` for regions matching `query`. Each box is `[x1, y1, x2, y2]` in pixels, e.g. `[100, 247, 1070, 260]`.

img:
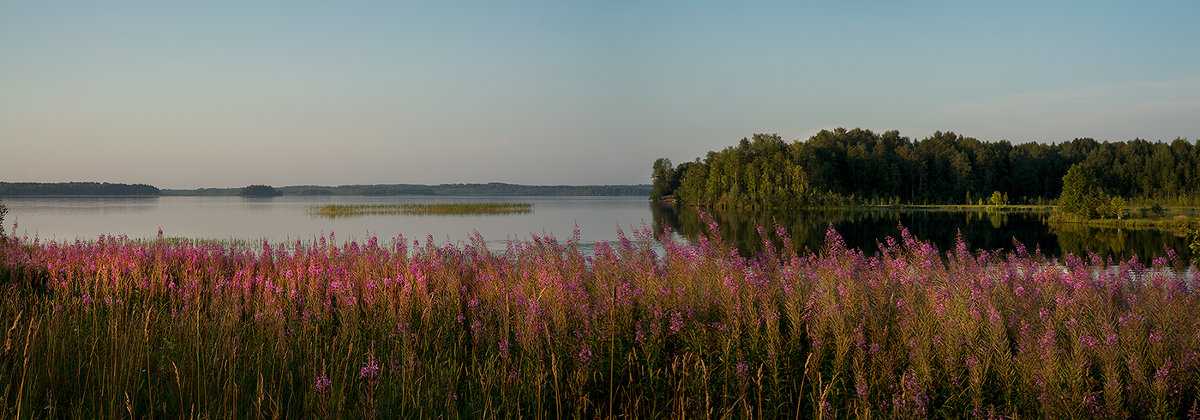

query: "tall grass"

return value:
[0, 217, 1198, 418]
[310, 203, 532, 217]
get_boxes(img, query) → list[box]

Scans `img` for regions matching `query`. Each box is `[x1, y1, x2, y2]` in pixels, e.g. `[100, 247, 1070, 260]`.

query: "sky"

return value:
[2, 1, 1199, 189]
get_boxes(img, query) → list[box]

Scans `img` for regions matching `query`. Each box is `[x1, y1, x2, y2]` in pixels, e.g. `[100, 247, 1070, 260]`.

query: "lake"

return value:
[3, 196, 1194, 262]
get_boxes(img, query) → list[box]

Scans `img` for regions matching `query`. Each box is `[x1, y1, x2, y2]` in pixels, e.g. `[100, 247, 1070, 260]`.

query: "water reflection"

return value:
[3, 196, 1192, 263]
[651, 204, 1194, 263]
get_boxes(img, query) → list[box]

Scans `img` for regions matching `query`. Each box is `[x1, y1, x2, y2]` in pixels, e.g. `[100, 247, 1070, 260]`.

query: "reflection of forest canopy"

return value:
[652, 204, 1194, 263]
[0, 182, 160, 196]
[652, 128, 1200, 208]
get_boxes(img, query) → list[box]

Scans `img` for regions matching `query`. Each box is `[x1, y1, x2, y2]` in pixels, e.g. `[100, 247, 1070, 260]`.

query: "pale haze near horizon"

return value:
[2, 1, 1198, 189]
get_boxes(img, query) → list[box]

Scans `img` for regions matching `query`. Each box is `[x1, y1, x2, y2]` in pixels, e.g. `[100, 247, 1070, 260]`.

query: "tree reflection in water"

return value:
[652, 204, 1194, 264]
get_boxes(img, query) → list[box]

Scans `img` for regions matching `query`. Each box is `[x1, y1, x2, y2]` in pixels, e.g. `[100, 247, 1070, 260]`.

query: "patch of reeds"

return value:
[1049, 213, 1199, 233]
[0, 218, 1197, 418]
[309, 202, 533, 217]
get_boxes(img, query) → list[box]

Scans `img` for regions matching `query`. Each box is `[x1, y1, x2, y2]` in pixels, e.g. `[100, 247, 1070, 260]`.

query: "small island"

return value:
[309, 202, 533, 217]
[238, 185, 283, 197]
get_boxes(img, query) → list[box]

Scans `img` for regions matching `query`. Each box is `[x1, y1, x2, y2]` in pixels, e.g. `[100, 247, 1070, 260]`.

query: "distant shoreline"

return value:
[0, 195, 160, 198]
[163, 183, 652, 197]
[1, 181, 650, 197]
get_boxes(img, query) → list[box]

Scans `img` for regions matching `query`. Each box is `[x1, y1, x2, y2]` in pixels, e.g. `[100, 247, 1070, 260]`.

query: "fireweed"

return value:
[0, 216, 1197, 418]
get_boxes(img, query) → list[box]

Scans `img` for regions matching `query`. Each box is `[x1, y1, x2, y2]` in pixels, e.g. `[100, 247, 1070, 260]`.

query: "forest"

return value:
[0, 182, 160, 196]
[651, 128, 1200, 209]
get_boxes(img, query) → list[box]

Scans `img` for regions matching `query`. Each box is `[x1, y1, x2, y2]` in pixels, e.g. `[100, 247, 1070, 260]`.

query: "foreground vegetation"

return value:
[310, 202, 533, 217]
[1, 220, 1199, 418]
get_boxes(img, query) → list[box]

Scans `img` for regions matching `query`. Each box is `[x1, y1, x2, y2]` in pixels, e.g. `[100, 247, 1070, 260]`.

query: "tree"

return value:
[988, 191, 1008, 208]
[1059, 164, 1107, 219]
[1100, 196, 1127, 220]
[650, 158, 676, 201]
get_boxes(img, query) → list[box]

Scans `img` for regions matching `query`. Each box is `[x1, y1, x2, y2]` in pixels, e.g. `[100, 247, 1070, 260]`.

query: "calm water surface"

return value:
[4, 196, 1193, 262]
[653, 205, 1195, 263]
[4, 196, 654, 252]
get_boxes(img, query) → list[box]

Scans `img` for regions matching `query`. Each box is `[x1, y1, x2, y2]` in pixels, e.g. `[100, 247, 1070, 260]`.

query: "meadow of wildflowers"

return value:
[1, 216, 1198, 418]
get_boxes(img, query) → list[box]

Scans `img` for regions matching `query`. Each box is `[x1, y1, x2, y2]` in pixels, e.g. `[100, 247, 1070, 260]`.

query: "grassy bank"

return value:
[1, 222, 1198, 418]
[309, 202, 533, 217]
[1048, 213, 1199, 233]
[864, 204, 1055, 213]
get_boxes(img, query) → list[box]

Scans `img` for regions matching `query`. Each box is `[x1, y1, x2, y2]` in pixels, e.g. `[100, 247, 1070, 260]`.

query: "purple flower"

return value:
[669, 311, 684, 334]
[1154, 366, 1170, 381]
[360, 356, 380, 380]
[315, 375, 331, 392]
[1080, 335, 1100, 349]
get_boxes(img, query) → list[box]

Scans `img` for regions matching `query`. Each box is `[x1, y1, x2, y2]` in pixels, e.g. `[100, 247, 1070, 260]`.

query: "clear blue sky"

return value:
[2, 1, 1198, 188]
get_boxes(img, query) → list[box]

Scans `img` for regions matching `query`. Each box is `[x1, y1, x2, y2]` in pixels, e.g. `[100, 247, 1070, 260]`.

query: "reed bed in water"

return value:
[310, 202, 532, 217]
[0, 217, 1198, 418]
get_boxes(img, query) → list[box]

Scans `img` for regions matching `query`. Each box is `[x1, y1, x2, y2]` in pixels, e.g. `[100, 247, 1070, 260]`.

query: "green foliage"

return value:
[1102, 196, 1128, 220]
[988, 190, 1008, 207]
[650, 158, 676, 201]
[1059, 166, 1129, 220]
[1059, 164, 1108, 218]
[1137, 203, 1168, 218]
[651, 129, 1200, 209]
[1191, 226, 1200, 265]
[237, 184, 283, 197]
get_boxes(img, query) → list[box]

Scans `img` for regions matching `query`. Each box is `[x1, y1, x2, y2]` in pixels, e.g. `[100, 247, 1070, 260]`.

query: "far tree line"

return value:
[651, 128, 1200, 210]
[0, 182, 160, 196]
[0, 183, 652, 197]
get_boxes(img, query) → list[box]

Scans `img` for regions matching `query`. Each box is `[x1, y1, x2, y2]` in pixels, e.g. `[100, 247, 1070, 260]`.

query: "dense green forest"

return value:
[652, 128, 1200, 208]
[0, 182, 159, 196]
